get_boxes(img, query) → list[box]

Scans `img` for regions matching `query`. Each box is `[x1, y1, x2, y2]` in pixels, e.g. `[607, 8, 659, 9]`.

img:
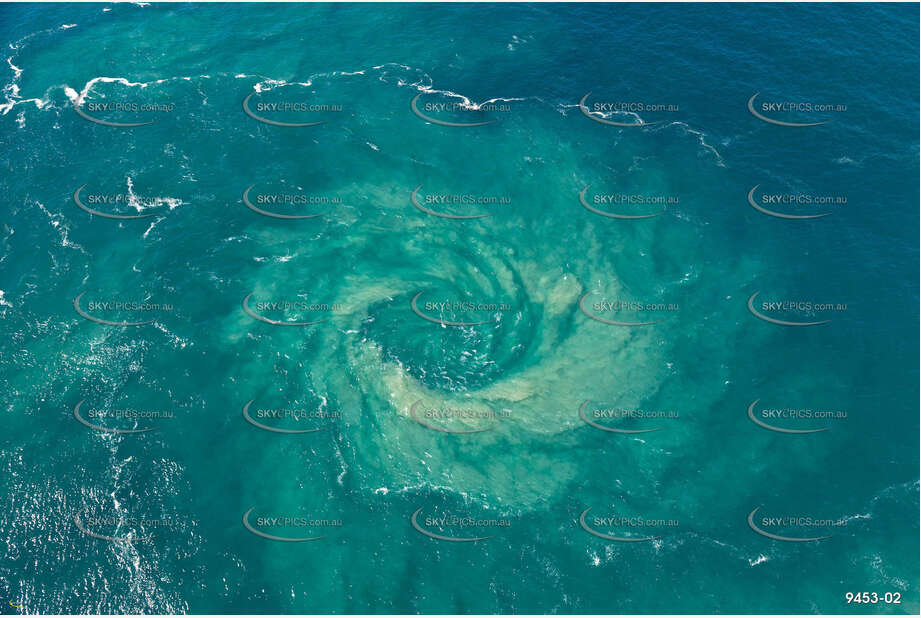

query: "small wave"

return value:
[35, 201, 86, 254]
[65, 76, 170, 106]
[652, 121, 726, 167]
[125, 176, 184, 214]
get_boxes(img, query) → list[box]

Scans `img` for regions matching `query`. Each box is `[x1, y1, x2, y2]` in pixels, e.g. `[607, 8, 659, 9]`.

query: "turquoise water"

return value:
[0, 2, 918, 614]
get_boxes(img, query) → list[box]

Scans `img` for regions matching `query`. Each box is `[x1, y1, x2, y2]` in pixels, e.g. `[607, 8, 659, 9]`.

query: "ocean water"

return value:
[0, 2, 918, 614]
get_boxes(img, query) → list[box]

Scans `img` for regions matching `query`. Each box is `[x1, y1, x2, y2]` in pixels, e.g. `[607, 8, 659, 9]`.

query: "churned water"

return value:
[0, 2, 918, 614]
